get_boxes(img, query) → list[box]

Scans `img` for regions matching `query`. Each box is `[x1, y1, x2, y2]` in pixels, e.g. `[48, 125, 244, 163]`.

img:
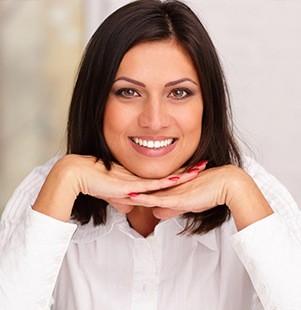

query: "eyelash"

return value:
[114, 88, 193, 100]
[115, 88, 140, 98]
[169, 88, 193, 100]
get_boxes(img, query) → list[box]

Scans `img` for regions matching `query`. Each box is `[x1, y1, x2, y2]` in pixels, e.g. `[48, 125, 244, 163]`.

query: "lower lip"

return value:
[129, 139, 178, 157]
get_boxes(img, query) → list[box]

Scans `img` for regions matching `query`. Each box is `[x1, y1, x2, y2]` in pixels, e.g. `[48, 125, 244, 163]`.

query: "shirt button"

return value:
[142, 283, 155, 294]
[47, 275, 57, 285]
[256, 284, 267, 295]
[37, 298, 48, 308]
[139, 242, 152, 255]
[247, 262, 255, 272]
[148, 236, 156, 247]
[269, 306, 279, 310]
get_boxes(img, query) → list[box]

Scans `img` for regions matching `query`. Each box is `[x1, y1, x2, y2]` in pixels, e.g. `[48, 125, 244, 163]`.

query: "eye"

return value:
[115, 88, 140, 98]
[169, 88, 192, 100]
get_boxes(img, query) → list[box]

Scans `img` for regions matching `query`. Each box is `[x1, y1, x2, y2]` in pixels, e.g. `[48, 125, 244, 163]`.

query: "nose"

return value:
[138, 98, 170, 131]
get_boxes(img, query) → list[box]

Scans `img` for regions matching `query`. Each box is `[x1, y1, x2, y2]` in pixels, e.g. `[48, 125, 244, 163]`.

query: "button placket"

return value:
[142, 282, 156, 295]
[131, 239, 158, 309]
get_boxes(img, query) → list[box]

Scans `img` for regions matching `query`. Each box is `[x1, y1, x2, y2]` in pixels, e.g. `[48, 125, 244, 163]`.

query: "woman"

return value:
[0, 0, 300, 309]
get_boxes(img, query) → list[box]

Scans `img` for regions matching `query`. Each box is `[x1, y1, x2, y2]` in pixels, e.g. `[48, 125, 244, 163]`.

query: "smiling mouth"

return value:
[130, 137, 178, 149]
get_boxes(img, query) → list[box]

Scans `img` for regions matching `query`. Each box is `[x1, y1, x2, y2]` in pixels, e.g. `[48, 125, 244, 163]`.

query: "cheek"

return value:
[103, 104, 132, 140]
[179, 106, 203, 158]
[176, 104, 203, 138]
[192, 111, 203, 139]
[103, 105, 117, 139]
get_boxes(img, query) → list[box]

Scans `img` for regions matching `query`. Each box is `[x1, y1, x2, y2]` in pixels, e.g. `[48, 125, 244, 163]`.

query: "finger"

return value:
[123, 167, 203, 196]
[104, 161, 208, 199]
[152, 207, 186, 220]
[173, 160, 208, 174]
[128, 193, 184, 210]
[109, 197, 139, 206]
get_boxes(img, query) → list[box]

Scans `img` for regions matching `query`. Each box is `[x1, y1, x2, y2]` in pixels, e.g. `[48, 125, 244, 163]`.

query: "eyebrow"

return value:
[113, 76, 198, 87]
[165, 78, 198, 87]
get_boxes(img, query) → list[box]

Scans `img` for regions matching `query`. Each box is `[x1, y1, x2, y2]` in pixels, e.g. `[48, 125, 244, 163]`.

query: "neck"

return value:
[127, 207, 160, 238]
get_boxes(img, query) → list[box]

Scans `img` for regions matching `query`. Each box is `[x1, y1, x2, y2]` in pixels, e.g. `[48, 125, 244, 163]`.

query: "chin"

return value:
[129, 165, 177, 179]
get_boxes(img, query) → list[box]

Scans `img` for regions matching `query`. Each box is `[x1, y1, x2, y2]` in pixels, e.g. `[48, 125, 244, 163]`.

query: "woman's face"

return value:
[104, 40, 203, 178]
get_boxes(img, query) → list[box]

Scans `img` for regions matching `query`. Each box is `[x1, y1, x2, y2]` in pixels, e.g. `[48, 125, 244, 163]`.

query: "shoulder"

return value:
[1, 155, 62, 221]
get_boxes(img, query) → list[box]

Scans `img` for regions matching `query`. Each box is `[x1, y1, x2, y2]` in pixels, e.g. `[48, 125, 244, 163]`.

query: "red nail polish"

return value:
[197, 160, 208, 167]
[128, 192, 139, 197]
[168, 176, 180, 181]
[188, 168, 200, 173]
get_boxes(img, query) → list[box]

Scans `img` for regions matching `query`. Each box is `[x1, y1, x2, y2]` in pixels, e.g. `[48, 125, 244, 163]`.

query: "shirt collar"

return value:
[172, 216, 219, 252]
[71, 205, 124, 243]
[72, 205, 219, 251]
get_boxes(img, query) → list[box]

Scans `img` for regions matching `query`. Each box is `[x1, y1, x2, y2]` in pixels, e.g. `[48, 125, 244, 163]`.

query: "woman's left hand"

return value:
[112, 164, 274, 231]
[128, 165, 236, 219]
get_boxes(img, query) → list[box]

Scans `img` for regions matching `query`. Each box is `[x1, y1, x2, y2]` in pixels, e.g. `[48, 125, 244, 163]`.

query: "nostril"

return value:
[137, 107, 170, 129]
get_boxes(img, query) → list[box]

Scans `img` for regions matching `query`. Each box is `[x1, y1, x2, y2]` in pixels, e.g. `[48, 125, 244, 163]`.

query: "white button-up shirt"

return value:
[0, 156, 301, 309]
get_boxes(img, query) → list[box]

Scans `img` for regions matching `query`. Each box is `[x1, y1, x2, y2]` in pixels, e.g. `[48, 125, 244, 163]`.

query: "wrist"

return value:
[32, 155, 82, 222]
[224, 165, 274, 231]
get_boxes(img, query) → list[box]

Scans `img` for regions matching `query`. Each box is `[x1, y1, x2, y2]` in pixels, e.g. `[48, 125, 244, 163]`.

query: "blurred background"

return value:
[1, 0, 300, 214]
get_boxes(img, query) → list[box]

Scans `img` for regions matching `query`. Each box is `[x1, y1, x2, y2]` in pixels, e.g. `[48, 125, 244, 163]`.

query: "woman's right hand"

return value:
[32, 154, 200, 222]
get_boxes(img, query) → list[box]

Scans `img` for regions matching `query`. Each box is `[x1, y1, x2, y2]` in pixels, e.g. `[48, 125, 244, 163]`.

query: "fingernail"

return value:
[187, 168, 200, 173]
[197, 160, 208, 167]
[128, 192, 139, 197]
[168, 176, 180, 181]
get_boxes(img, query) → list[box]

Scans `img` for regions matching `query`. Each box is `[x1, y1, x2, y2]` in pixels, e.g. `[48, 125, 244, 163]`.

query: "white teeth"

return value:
[154, 141, 161, 148]
[147, 141, 154, 148]
[131, 137, 175, 149]
[163, 139, 173, 147]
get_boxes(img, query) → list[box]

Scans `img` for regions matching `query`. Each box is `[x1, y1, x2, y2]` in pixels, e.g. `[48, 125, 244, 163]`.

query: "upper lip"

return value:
[129, 135, 177, 141]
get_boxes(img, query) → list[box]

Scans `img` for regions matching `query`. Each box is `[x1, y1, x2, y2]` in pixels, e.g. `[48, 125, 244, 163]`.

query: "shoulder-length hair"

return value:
[67, 0, 242, 234]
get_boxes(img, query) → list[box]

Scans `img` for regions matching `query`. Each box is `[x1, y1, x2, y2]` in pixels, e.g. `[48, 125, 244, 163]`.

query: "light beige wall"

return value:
[0, 1, 84, 213]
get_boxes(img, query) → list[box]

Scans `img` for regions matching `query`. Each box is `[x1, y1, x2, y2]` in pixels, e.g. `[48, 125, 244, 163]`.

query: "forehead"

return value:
[115, 40, 198, 82]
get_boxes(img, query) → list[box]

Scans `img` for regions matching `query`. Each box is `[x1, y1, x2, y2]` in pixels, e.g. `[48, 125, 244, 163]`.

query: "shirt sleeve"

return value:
[231, 157, 301, 310]
[0, 157, 77, 310]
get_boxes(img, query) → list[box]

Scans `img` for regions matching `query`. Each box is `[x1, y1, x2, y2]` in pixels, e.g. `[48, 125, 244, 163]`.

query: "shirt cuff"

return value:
[0, 206, 77, 309]
[29, 205, 77, 233]
[231, 212, 280, 244]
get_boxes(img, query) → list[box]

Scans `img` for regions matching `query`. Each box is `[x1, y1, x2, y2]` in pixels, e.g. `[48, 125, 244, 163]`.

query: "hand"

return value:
[107, 161, 208, 217]
[124, 164, 273, 230]
[111, 164, 225, 218]
[103, 160, 207, 214]
[33, 154, 202, 221]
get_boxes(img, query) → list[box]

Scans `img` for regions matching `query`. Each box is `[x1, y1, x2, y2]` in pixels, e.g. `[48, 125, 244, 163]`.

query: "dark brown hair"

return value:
[67, 0, 242, 234]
